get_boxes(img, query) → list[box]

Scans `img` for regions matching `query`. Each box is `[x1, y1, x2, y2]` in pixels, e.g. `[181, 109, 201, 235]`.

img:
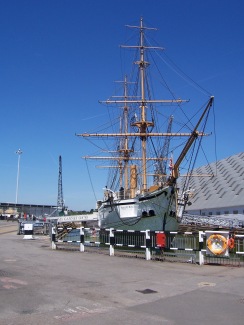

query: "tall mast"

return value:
[117, 75, 130, 193]
[122, 76, 129, 193]
[139, 18, 148, 192]
[126, 17, 158, 192]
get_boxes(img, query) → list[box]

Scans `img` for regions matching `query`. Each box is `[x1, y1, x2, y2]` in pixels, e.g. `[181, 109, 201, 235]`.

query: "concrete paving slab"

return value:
[0, 232, 243, 324]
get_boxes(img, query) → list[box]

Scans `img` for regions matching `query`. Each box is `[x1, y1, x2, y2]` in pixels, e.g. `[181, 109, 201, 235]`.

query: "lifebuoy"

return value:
[207, 234, 228, 255]
[228, 237, 235, 249]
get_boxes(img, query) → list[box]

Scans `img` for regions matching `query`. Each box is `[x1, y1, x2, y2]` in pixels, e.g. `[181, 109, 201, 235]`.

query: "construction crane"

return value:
[57, 155, 65, 215]
[154, 115, 173, 185]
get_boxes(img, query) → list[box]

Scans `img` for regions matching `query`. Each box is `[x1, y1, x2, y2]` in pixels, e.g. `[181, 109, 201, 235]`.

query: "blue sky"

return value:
[0, 0, 243, 211]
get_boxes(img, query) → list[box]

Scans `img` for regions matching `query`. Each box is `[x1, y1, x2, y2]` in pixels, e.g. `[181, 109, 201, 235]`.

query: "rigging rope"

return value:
[85, 158, 97, 202]
[181, 104, 212, 193]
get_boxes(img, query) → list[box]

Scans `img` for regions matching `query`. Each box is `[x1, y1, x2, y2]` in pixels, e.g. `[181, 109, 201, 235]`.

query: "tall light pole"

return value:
[16, 149, 23, 204]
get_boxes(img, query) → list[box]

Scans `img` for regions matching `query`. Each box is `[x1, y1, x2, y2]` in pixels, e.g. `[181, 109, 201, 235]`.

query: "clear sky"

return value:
[0, 0, 243, 211]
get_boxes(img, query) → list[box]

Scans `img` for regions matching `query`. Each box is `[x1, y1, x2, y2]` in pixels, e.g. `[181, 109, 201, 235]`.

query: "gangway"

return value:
[46, 213, 98, 223]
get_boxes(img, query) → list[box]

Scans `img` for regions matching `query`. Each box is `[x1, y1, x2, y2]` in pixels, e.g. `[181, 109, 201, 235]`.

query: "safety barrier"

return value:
[51, 226, 244, 266]
[18, 220, 50, 236]
[51, 227, 152, 259]
[157, 231, 199, 263]
[51, 227, 194, 261]
[234, 234, 244, 255]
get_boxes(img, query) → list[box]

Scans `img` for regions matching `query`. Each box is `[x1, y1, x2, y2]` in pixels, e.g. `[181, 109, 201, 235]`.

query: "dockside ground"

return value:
[0, 230, 243, 325]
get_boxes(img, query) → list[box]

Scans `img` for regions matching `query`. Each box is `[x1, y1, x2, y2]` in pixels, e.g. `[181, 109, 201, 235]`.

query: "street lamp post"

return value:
[16, 149, 23, 204]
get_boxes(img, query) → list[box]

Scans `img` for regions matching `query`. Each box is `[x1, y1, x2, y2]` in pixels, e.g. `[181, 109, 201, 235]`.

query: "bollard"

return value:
[80, 227, 84, 252]
[51, 226, 57, 250]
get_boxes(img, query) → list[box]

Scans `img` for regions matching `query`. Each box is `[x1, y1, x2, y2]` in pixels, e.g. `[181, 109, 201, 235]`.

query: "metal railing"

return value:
[50, 225, 244, 266]
[17, 219, 50, 236]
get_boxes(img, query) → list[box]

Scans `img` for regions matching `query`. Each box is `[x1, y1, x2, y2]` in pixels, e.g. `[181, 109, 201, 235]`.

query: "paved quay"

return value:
[0, 231, 243, 325]
[0, 221, 18, 235]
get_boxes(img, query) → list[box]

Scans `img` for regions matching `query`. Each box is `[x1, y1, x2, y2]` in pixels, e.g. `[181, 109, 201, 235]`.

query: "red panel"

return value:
[156, 233, 166, 248]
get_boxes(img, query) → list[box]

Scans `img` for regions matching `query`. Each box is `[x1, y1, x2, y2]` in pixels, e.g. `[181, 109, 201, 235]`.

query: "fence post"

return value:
[199, 231, 205, 265]
[109, 228, 114, 256]
[51, 226, 57, 250]
[145, 230, 151, 260]
[43, 222, 49, 235]
[17, 220, 21, 235]
[80, 227, 84, 252]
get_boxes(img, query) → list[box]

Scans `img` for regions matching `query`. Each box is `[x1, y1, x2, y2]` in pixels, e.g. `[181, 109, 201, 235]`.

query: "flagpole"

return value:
[16, 149, 23, 204]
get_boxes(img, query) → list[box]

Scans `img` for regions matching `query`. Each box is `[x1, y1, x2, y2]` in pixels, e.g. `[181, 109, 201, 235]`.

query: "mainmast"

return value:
[122, 18, 166, 193]
[120, 18, 186, 192]
[138, 18, 150, 192]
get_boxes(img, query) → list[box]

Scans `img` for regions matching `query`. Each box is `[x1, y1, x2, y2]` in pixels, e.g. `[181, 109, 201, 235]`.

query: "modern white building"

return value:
[181, 152, 244, 217]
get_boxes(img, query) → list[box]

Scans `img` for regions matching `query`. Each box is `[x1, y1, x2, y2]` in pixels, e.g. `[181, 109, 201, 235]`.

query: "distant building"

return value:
[181, 152, 244, 216]
[0, 203, 57, 218]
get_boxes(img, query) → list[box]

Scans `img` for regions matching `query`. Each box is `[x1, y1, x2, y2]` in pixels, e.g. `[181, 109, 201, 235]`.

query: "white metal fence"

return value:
[50, 225, 244, 266]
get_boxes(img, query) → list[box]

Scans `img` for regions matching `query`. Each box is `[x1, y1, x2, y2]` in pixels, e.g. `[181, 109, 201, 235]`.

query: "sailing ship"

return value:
[77, 18, 214, 231]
